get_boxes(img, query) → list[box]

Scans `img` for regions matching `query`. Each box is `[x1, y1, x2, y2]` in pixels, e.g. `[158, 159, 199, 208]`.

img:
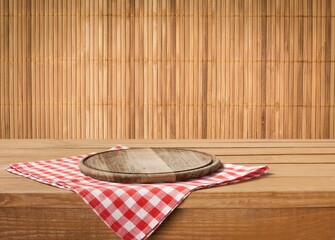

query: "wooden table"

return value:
[1, 140, 335, 240]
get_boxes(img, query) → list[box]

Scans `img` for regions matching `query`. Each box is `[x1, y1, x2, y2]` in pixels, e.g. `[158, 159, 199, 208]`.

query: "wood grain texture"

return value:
[0, 0, 335, 139]
[1, 140, 335, 239]
[79, 148, 222, 183]
[2, 207, 335, 240]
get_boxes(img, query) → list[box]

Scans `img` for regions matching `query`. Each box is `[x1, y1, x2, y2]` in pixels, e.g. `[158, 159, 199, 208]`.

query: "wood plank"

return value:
[1, 147, 335, 158]
[2, 181, 335, 209]
[152, 208, 335, 240]
[1, 154, 335, 167]
[205, 147, 335, 155]
[3, 161, 335, 178]
[2, 175, 335, 209]
[1, 207, 335, 240]
[0, 207, 116, 239]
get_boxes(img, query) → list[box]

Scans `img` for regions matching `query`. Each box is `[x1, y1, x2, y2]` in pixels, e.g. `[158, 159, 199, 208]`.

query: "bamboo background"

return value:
[0, 0, 334, 139]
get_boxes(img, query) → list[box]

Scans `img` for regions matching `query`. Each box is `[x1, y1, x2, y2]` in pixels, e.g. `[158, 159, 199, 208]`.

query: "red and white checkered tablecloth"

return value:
[5, 145, 269, 240]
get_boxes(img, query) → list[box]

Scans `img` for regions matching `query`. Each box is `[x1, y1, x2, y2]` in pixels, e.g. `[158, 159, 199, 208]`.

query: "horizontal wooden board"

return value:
[2, 175, 335, 209]
[2, 154, 335, 168]
[152, 208, 335, 240]
[0, 207, 116, 239]
[3, 163, 335, 178]
[1, 207, 335, 240]
[1, 147, 335, 161]
[201, 148, 335, 156]
[3, 173, 335, 194]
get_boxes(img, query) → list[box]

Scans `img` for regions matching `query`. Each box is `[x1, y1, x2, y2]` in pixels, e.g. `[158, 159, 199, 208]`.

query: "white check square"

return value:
[136, 208, 149, 219]
[101, 198, 113, 208]
[123, 220, 136, 231]
[124, 197, 136, 208]
[111, 209, 123, 221]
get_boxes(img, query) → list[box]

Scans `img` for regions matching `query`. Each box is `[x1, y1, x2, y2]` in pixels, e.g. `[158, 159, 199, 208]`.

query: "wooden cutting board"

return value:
[79, 148, 223, 183]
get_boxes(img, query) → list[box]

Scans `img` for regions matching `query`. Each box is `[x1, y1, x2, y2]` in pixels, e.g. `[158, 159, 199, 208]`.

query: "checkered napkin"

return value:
[5, 145, 269, 240]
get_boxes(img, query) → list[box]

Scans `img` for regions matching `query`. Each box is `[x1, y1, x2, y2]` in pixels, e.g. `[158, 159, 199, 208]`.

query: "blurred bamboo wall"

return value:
[0, 0, 334, 139]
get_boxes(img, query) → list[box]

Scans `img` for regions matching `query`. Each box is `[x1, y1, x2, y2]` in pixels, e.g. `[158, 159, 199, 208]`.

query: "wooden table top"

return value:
[2, 139, 335, 240]
[1, 139, 335, 210]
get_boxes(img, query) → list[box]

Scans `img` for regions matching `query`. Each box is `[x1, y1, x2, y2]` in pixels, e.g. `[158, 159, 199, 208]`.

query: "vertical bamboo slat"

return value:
[115, 0, 121, 139]
[0, 0, 2, 137]
[188, 0, 193, 139]
[71, 0, 77, 139]
[0, 0, 334, 139]
[166, 0, 173, 139]
[10, 0, 16, 138]
[331, 1, 335, 138]
[139, 0, 144, 139]
[120, 0, 128, 138]
[77, 0, 82, 139]
[135, 0, 140, 137]
[0, 0, 5, 137]
[146, 0, 151, 139]
[225, 0, 230, 139]
[207, 0, 212, 139]
[161, 0, 167, 139]
[193, 0, 198, 138]
[218, 0, 223, 138]
[124, 0, 130, 138]
[111, 0, 116, 139]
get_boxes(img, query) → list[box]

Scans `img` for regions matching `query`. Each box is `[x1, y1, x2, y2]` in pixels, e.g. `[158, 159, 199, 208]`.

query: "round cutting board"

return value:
[79, 148, 223, 183]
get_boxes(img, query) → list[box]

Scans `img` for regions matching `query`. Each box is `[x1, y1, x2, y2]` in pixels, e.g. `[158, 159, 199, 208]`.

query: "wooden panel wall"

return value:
[0, 0, 334, 139]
